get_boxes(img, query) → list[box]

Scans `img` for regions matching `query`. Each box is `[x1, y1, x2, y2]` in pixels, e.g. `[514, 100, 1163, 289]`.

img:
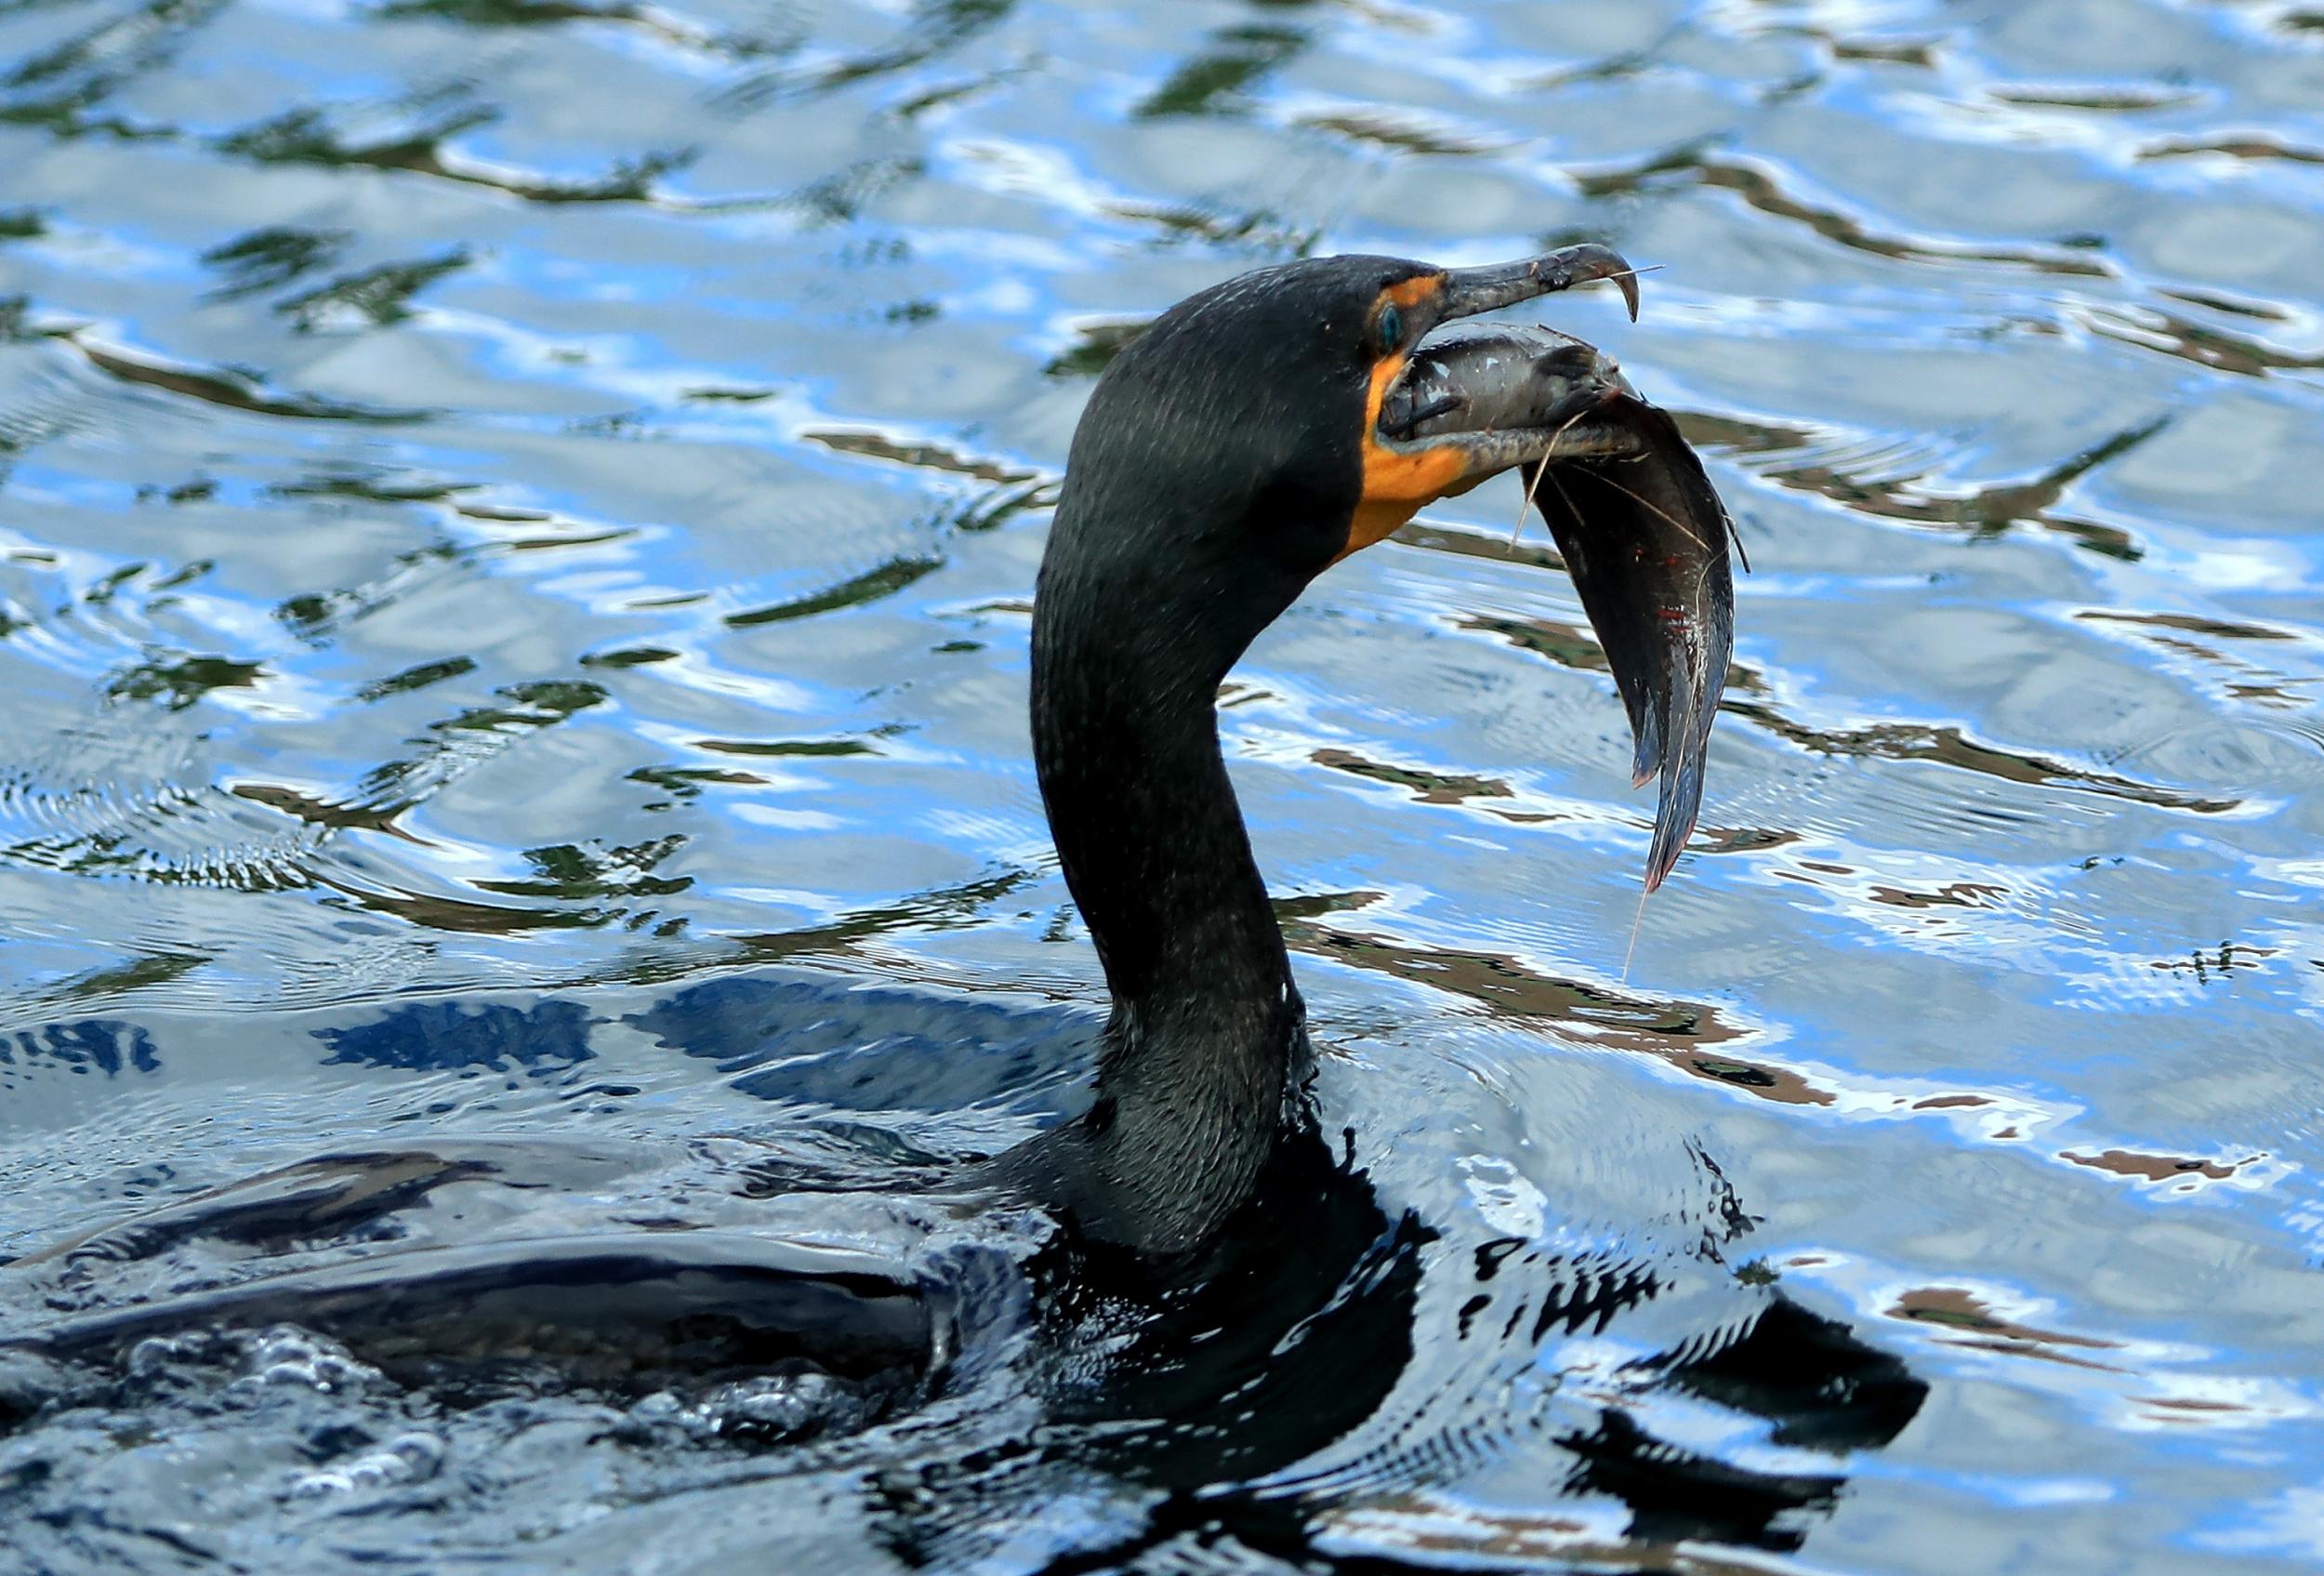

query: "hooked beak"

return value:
[1432, 242, 1642, 328]
[1343, 243, 1651, 559]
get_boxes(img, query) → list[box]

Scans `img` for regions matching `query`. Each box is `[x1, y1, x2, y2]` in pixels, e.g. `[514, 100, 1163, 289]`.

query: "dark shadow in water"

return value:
[1757, 414, 2167, 562]
[218, 105, 692, 205]
[1565, 1300, 1927, 1556]
[857, 1124, 1438, 1570]
[0, 1018, 160, 1079]
[629, 974, 1091, 1114]
[1575, 141, 2110, 280]
[0, 987, 1925, 1569]
[713, 0, 1014, 114]
[877, 1125, 1927, 1568]
[1136, 23, 1308, 120]
[314, 998, 594, 1072]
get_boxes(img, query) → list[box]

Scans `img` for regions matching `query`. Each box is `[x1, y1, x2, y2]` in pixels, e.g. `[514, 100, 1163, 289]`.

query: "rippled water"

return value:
[3, 0, 2322, 1569]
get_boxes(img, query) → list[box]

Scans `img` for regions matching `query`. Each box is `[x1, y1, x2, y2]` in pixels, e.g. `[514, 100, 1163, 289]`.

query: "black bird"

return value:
[3, 246, 1789, 1513]
[998, 244, 1737, 1257]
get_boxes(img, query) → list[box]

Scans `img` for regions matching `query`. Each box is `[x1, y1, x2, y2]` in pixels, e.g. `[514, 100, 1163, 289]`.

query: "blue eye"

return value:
[1378, 304, 1403, 353]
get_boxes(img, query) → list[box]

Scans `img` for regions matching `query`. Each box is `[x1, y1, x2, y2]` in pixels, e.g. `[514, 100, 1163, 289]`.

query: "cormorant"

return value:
[998, 244, 1736, 1257]
[2, 249, 1935, 1568]
[1, 244, 1771, 1482]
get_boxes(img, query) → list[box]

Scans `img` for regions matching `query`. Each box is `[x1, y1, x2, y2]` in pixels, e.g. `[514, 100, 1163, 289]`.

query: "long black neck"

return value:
[1007, 271, 1367, 1256]
[1023, 565, 1311, 1255]
[1034, 627, 1290, 1013]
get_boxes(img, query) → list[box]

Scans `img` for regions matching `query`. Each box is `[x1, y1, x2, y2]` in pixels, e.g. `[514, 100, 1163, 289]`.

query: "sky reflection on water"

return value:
[2, 0, 2323, 1570]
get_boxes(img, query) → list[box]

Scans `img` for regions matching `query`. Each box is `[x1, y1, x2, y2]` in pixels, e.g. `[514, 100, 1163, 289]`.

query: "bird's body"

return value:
[0, 247, 1935, 1564]
[2, 241, 1750, 1430]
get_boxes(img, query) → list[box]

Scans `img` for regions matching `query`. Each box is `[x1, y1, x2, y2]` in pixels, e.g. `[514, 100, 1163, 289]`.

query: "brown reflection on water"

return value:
[2080, 609, 2324, 714]
[1459, 612, 1767, 696]
[61, 327, 430, 424]
[1273, 895, 1841, 1107]
[1758, 416, 2165, 561]
[1868, 878, 2008, 912]
[2074, 301, 2324, 379]
[2062, 1147, 2258, 1187]
[1888, 1285, 2125, 1371]
[1574, 148, 2112, 278]
[220, 106, 691, 206]
[2141, 133, 2324, 168]
[231, 781, 428, 841]
[803, 429, 1042, 486]
[1724, 700, 2239, 814]
[1311, 748, 1513, 807]
[2080, 608, 2299, 644]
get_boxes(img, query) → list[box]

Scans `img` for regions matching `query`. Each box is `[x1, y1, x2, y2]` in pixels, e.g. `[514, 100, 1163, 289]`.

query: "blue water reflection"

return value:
[3, 0, 2323, 1569]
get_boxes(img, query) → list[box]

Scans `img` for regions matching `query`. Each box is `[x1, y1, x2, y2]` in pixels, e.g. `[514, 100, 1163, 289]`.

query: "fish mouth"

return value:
[1367, 242, 1652, 487]
[1372, 321, 1648, 485]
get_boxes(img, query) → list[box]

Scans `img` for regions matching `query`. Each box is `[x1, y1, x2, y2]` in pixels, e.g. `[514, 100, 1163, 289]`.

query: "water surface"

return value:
[3, 0, 2323, 1570]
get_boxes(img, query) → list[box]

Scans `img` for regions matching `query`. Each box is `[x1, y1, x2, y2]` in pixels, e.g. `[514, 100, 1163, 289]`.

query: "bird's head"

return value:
[1041, 245, 1645, 685]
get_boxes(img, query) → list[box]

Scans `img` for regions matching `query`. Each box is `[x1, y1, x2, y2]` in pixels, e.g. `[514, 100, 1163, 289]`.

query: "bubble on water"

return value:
[125, 1328, 235, 1380]
[630, 1389, 684, 1420]
[617, 1364, 888, 1446]
[289, 1430, 446, 1499]
[699, 1370, 863, 1442]
[231, 1326, 383, 1397]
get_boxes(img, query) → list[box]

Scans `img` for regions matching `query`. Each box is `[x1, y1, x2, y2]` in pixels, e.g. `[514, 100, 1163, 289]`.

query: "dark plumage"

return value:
[997, 245, 1736, 1255]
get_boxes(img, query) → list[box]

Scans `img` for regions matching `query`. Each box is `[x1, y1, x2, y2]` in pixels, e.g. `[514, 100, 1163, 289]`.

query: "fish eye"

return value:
[1377, 303, 1403, 354]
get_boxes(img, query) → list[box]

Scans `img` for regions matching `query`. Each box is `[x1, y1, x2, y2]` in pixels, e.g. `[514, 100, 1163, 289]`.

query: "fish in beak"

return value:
[1360, 248, 1741, 892]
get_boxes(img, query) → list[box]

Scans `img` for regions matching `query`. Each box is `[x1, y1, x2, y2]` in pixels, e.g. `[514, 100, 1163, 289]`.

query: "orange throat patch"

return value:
[1340, 347, 1468, 563]
[1339, 274, 1459, 564]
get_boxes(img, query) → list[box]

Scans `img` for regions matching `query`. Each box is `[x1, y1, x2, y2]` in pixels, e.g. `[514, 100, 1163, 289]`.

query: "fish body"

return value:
[1393, 324, 1739, 890]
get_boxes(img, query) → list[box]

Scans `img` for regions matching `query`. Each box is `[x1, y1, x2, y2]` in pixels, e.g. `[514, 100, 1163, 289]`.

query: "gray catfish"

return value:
[1384, 323, 1740, 891]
